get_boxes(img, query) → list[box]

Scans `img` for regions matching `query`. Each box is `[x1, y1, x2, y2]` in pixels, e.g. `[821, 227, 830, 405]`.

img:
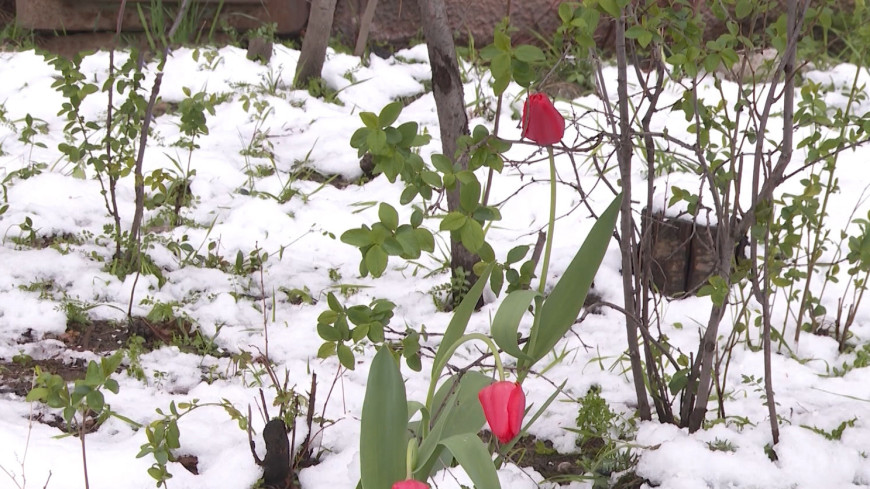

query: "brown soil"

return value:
[508, 435, 647, 488]
[0, 312, 202, 394]
[0, 356, 87, 397]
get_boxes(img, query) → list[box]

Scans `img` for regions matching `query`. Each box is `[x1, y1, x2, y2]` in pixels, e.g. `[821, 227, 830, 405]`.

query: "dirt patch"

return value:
[43, 319, 133, 354]
[0, 314, 206, 396]
[45, 315, 202, 354]
[0, 356, 87, 397]
[511, 436, 582, 480]
[508, 435, 647, 488]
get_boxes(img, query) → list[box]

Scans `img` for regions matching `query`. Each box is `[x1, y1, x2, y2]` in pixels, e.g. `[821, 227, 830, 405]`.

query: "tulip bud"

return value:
[521, 93, 565, 146]
[478, 381, 525, 444]
[392, 479, 429, 489]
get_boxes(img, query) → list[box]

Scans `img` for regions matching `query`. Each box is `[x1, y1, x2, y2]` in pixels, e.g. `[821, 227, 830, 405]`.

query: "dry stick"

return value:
[130, 0, 192, 246]
[759, 0, 798, 448]
[127, 0, 194, 318]
[629, 37, 674, 423]
[481, 0, 511, 208]
[247, 405, 265, 466]
[353, 0, 379, 58]
[258, 243, 271, 361]
[80, 2, 134, 484]
[298, 373, 318, 464]
[613, 6, 651, 421]
[688, 0, 810, 434]
[79, 413, 89, 489]
[106, 0, 128, 262]
[259, 388, 271, 421]
[319, 364, 344, 424]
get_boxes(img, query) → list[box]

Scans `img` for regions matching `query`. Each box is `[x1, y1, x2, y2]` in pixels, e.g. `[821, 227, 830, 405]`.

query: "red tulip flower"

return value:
[521, 93, 565, 146]
[478, 381, 525, 444]
[392, 480, 429, 489]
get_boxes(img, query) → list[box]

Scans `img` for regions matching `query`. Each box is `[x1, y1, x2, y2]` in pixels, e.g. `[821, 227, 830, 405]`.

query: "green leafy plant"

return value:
[27, 351, 131, 489]
[800, 417, 857, 441]
[564, 386, 638, 488]
[358, 194, 621, 489]
[137, 398, 247, 488]
[316, 292, 397, 370]
[344, 101, 510, 285]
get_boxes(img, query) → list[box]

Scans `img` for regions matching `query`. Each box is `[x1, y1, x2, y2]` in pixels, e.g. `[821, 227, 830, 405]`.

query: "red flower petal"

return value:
[392, 479, 429, 489]
[521, 93, 565, 146]
[478, 381, 526, 444]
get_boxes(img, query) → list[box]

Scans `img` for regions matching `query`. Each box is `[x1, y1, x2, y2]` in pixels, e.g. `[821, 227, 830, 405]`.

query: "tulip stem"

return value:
[405, 438, 417, 479]
[538, 145, 557, 295]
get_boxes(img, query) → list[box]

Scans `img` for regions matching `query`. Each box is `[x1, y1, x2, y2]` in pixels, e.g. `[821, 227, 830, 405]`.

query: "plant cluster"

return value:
[12, 0, 870, 488]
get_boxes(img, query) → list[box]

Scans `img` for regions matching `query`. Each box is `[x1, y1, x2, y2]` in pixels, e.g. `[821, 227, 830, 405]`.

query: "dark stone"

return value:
[262, 418, 291, 487]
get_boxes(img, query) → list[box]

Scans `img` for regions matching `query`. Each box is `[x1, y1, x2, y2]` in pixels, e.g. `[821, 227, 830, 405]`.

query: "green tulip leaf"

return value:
[431, 265, 493, 385]
[415, 372, 491, 479]
[523, 193, 621, 372]
[360, 347, 407, 489]
[407, 401, 426, 423]
[492, 289, 539, 361]
[440, 433, 501, 489]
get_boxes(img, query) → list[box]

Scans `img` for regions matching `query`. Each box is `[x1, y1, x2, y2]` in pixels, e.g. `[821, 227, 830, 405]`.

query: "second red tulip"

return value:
[478, 381, 525, 444]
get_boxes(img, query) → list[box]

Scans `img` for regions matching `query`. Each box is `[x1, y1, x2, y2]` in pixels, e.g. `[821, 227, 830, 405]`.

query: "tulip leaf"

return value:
[440, 433, 501, 489]
[360, 347, 407, 489]
[431, 372, 489, 436]
[491, 289, 539, 360]
[414, 372, 489, 479]
[407, 401, 427, 423]
[431, 265, 493, 386]
[523, 193, 621, 373]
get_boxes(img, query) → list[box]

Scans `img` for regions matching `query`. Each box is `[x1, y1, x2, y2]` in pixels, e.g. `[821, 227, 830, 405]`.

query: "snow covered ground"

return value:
[0, 42, 869, 489]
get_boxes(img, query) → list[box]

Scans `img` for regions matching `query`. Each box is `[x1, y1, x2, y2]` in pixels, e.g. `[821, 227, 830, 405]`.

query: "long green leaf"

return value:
[415, 372, 490, 478]
[491, 289, 539, 360]
[360, 347, 407, 489]
[431, 265, 494, 387]
[524, 193, 622, 370]
[440, 433, 501, 489]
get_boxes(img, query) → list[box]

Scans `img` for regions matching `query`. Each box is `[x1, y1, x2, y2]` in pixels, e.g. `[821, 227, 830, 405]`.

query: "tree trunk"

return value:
[295, 0, 338, 88]
[416, 0, 476, 306]
[354, 0, 379, 57]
